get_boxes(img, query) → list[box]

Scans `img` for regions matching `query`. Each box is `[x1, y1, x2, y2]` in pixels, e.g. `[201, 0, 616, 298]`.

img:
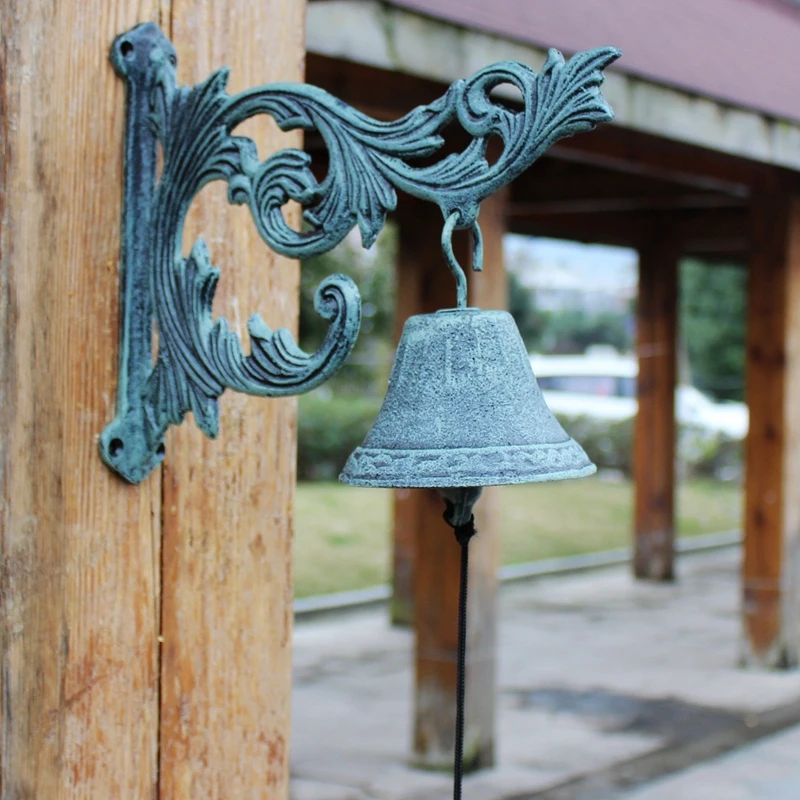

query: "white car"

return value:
[529, 351, 748, 439]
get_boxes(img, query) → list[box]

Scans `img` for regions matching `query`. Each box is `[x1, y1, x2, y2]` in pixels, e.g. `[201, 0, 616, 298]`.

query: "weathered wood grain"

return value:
[634, 234, 679, 581]
[0, 1, 165, 796]
[742, 191, 800, 667]
[157, 1, 305, 797]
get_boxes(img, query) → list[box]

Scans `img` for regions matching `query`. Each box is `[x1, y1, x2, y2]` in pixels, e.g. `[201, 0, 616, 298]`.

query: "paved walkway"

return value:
[621, 725, 800, 800]
[290, 549, 800, 799]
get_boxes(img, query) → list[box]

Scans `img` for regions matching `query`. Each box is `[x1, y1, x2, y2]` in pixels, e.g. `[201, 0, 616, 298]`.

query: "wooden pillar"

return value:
[634, 233, 679, 580]
[0, 3, 164, 796]
[1, 2, 305, 797]
[399, 187, 507, 770]
[742, 191, 800, 668]
[158, 2, 305, 797]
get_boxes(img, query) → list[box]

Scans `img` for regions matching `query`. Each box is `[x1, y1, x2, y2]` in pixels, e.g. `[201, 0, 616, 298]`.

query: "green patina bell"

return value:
[340, 306, 596, 494]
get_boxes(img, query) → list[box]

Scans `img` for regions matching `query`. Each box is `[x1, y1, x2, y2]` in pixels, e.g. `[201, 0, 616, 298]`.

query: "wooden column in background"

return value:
[395, 188, 507, 770]
[159, 2, 306, 798]
[0, 3, 164, 796]
[742, 191, 800, 668]
[634, 233, 679, 580]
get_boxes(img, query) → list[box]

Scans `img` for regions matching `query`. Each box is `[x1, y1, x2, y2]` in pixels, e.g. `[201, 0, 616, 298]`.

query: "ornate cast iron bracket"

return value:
[100, 21, 620, 484]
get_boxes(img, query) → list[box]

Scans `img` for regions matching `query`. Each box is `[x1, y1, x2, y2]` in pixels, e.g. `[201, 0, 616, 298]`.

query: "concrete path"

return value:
[290, 549, 800, 799]
[621, 724, 800, 800]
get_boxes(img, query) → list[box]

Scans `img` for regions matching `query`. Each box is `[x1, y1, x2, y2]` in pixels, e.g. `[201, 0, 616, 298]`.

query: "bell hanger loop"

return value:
[441, 212, 484, 309]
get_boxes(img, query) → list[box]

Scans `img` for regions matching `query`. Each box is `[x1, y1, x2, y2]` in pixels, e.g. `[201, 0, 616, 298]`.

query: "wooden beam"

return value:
[511, 156, 742, 206]
[509, 206, 750, 256]
[510, 194, 745, 217]
[634, 231, 679, 580]
[0, 2, 162, 796]
[157, 2, 305, 797]
[742, 191, 800, 668]
[549, 125, 782, 195]
[306, 52, 449, 122]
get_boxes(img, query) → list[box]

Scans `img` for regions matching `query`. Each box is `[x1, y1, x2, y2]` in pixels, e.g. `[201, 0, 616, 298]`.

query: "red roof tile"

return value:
[386, 0, 800, 122]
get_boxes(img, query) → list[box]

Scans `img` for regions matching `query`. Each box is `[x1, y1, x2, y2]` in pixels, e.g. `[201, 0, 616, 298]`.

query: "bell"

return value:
[339, 307, 596, 491]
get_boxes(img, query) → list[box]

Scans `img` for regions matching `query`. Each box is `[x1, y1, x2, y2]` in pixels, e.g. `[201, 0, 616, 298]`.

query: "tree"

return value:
[680, 258, 746, 401]
[508, 271, 548, 350]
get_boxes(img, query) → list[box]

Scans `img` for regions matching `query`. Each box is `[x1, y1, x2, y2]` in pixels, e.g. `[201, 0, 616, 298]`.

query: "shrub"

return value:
[297, 392, 382, 480]
[556, 414, 634, 475]
[555, 413, 743, 480]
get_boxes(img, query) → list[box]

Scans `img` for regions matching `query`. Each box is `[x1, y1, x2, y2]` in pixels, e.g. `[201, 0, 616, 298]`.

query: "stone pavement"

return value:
[620, 724, 800, 800]
[290, 549, 800, 800]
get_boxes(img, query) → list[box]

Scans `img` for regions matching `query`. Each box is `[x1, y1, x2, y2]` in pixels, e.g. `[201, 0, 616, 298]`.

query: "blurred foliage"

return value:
[540, 308, 631, 354]
[299, 224, 397, 396]
[297, 392, 382, 480]
[508, 271, 547, 349]
[557, 413, 742, 481]
[680, 259, 746, 401]
[297, 225, 397, 479]
[509, 271, 632, 354]
[558, 415, 634, 474]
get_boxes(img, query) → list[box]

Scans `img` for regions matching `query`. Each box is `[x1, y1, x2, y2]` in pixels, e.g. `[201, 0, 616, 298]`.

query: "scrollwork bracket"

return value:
[100, 21, 619, 484]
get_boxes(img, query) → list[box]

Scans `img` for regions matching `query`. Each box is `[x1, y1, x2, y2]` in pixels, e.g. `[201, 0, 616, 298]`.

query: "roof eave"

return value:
[306, 0, 800, 173]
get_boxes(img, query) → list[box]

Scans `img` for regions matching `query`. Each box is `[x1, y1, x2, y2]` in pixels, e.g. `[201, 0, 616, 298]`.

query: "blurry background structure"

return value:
[294, 0, 800, 773]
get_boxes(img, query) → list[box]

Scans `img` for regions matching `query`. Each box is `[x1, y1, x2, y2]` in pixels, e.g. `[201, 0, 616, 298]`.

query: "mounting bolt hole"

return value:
[109, 438, 124, 457]
[156, 443, 166, 458]
[120, 40, 134, 58]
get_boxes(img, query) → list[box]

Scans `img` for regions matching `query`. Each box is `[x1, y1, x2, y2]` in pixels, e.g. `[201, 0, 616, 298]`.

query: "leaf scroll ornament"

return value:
[102, 23, 619, 482]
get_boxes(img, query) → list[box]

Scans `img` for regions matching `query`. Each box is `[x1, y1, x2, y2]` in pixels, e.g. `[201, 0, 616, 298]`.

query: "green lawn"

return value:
[294, 477, 741, 598]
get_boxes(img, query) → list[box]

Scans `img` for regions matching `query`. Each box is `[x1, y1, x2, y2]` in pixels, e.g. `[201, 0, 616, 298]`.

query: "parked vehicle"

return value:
[529, 351, 748, 439]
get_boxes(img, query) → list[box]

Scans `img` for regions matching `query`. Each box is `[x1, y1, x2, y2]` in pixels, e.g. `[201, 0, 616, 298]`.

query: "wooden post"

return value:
[634, 233, 679, 580]
[1, 1, 305, 796]
[742, 191, 800, 668]
[158, 2, 305, 797]
[404, 187, 507, 770]
[0, 3, 163, 795]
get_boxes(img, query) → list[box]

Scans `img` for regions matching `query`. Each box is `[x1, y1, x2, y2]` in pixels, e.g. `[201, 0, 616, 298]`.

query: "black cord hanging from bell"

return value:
[443, 498, 477, 800]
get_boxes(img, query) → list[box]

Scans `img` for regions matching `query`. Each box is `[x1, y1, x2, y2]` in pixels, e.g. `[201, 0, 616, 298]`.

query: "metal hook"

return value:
[441, 212, 484, 309]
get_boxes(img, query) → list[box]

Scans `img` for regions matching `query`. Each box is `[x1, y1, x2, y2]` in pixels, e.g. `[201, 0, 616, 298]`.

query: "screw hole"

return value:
[120, 40, 134, 58]
[156, 443, 166, 458]
[109, 438, 124, 457]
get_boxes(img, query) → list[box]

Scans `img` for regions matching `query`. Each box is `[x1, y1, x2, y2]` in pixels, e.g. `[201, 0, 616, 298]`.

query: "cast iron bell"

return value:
[340, 307, 595, 491]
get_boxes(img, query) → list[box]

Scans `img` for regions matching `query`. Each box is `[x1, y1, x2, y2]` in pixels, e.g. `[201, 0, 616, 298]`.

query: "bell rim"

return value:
[339, 440, 596, 489]
[339, 463, 596, 489]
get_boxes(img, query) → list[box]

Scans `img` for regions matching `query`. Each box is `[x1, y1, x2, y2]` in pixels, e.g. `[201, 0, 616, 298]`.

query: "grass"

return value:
[293, 476, 742, 598]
